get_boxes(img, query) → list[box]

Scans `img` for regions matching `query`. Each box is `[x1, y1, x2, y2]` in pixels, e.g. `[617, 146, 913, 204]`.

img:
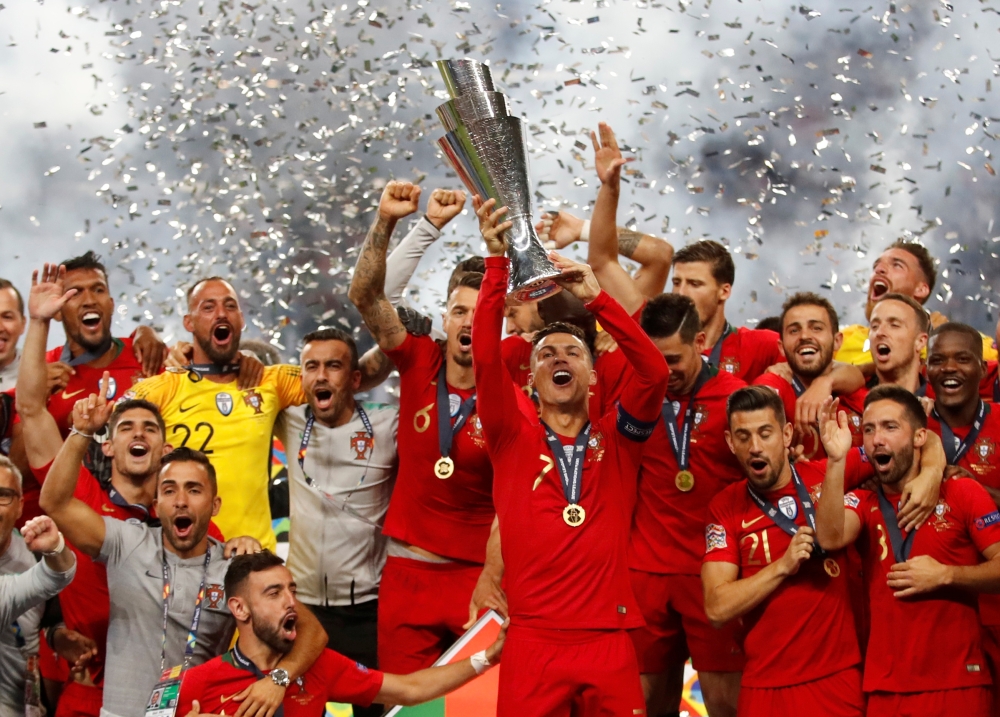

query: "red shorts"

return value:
[739, 667, 864, 717]
[981, 625, 1000, 717]
[866, 687, 991, 717]
[497, 625, 645, 717]
[377, 556, 480, 674]
[628, 569, 744, 673]
[55, 682, 103, 717]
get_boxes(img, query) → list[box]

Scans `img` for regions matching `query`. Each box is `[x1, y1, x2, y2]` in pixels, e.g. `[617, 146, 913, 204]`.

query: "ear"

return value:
[833, 331, 844, 353]
[588, 368, 597, 387]
[351, 370, 362, 392]
[724, 430, 736, 454]
[915, 332, 929, 354]
[693, 331, 708, 354]
[182, 313, 194, 333]
[211, 494, 222, 517]
[718, 283, 733, 302]
[782, 421, 795, 449]
[161, 443, 174, 457]
[527, 372, 534, 388]
[913, 282, 930, 303]
[913, 426, 928, 449]
[227, 595, 250, 622]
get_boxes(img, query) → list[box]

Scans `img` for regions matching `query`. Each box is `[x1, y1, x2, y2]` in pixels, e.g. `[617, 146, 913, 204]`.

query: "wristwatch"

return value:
[270, 668, 291, 688]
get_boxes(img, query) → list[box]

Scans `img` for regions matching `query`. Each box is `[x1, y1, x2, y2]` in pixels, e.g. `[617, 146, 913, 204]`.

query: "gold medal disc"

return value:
[562, 504, 586, 527]
[434, 457, 455, 479]
[675, 470, 695, 492]
[823, 558, 841, 578]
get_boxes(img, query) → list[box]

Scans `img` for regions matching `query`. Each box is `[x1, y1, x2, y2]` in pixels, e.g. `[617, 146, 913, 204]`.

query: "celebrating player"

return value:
[866, 293, 930, 394]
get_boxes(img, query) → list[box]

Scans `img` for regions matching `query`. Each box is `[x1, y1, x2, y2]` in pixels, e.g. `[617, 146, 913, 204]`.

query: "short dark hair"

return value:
[888, 240, 937, 296]
[929, 322, 984, 360]
[447, 270, 483, 297]
[640, 293, 701, 343]
[160, 447, 218, 494]
[864, 384, 928, 429]
[532, 321, 590, 365]
[224, 550, 286, 600]
[186, 276, 233, 304]
[780, 292, 840, 335]
[109, 399, 166, 437]
[726, 385, 787, 426]
[62, 251, 108, 279]
[672, 240, 735, 286]
[873, 292, 930, 334]
[756, 316, 782, 333]
[302, 327, 360, 372]
[448, 256, 486, 295]
[0, 279, 24, 316]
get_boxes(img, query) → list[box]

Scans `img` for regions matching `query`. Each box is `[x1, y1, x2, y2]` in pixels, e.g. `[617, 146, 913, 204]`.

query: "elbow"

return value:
[651, 238, 674, 267]
[346, 284, 366, 310]
[703, 601, 729, 629]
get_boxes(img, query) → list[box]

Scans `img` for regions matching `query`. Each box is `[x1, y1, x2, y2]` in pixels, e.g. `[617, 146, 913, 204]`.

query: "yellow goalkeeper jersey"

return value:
[835, 323, 998, 365]
[125, 364, 306, 550]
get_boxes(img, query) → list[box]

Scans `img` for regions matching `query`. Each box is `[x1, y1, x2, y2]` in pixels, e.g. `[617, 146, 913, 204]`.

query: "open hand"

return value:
[29, 264, 77, 322]
[592, 122, 631, 186]
[818, 398, 853, 463]
[537, 210, 585, 249]
[548, 251, 601, 304]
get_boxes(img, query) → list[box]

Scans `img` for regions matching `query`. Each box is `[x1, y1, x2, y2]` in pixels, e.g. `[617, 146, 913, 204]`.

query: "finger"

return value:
[454, 189, 467, 205]
[488, 205, 509, 225]
[889, 562, 909, 572]
[31, 269, 39, 287]
[893, 587, 918, 598]
[600, 122, 618, 151]
[192, 701, 202, 717]
[590, 129, 600, 153]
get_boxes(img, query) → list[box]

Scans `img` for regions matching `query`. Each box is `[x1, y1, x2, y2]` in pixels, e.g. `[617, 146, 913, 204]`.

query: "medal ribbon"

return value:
[791, 376, 806, 397]
[184, 363, 241, 382]
[159, 540, 212, 673]
[436, 363, 477, 461]
[705, 322, 735, 371]
[59, 337, 120, 367]
[661, 363, 712, 472]
[993, 375, 999, 403]
[875, 486, 916, 563]
[230, 644, 287, 717]
[746, 465, 826, 557]
[106, 485, 153, 521]
[933, 400, 989, 465]
[542, 422, 591, 507]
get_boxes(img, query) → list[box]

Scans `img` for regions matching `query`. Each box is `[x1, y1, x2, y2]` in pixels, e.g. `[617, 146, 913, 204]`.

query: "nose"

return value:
[504, 316, 517, 335]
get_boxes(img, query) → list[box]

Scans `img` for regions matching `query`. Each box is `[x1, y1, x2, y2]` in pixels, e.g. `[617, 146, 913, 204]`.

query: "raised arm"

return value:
[814, 399, 862, 551]
[38, 377, 115, 558]
[347, 182, 421, 353]
[586, 123, 645, 316]
[17, 264, 78, 469]
[0, 516, 76, 626]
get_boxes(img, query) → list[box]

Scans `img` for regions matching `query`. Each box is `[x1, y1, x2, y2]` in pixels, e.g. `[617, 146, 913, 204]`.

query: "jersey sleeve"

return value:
[320, 651, 385, 707]
[843, 447, 874, 490]
[175, 666, 205, 717]
[270, 364, 306, 410]
[704, 492, 741, 564]
[752, 373, 796, 425]
[97, 516, 143, 566]
[959, 479, 1000, 553]
[383, 332, 438, 376]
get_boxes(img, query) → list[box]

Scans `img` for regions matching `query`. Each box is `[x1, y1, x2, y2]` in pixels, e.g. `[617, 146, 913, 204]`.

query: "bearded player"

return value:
[472, 161, 669, 716]
[816, 385, 1000, 716]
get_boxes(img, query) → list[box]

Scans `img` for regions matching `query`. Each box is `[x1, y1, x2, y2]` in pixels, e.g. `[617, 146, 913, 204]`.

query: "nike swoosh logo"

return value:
[519, 364, 530, 371]
[741, 515, 765, 529]
[178, 399, 198, 413]
[101, 505, 116, 513]
[220, 694, 237, 705]
[61, 389, 85, 400]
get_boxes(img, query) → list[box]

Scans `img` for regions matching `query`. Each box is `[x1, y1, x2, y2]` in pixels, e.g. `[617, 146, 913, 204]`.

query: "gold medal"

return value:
[562, 504, 586, 527]
[823, 558, 841, 578]
[434, 457, 455, 479]
[675, 470, 695, 492]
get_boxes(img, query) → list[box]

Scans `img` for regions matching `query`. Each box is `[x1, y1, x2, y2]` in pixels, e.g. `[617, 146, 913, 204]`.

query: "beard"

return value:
[195, 331, 240, 365]
[451, 351, 473, 368]
[252, 613, 294, 655]
[746, 455, 786, 492]
[786, 342, 834, 381]
[875, 443, 915, 487]
[73, 324, 112, 354]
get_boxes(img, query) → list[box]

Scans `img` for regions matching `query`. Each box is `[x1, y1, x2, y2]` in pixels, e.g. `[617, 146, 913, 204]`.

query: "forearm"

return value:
[0, 559, 76, 627]
[348, 214, 397, 313]
[39, 433, 89, 513]
[276, 602, 328, 680]
[384, 217, 441, 305]
[588, 182, 621, 270]
[17, 318, 52, 416]
[816, 457, 851, 550]
[827, 362, 865, 394]
[946, 557, 1000, 594]
[482, 518, 503, 582]
[358, 347, 395, 393]
[703, 563, 788, 626]
[620, 228, 672, 298]
[380, 660, 480, 706]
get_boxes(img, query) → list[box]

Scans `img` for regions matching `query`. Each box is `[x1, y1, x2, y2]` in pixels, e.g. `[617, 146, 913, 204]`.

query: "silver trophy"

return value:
[435, 58, 561, 303]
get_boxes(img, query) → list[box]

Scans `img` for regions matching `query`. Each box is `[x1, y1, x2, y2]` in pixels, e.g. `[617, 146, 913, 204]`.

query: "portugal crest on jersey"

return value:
[205, 584, 225, 609]
[242, 389, 264, 414]
[350, 431, 373, 460]
[216, 392, 234, 416]
[972, 438, 997, 477]
[720, 356, 740, 374]
[588, 430, 606, 462]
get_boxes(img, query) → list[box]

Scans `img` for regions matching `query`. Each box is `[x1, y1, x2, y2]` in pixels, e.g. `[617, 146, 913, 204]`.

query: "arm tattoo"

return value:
[350, 215, 406, 345]
[616, 227, 642, 259]
[358, 348, 395, 392]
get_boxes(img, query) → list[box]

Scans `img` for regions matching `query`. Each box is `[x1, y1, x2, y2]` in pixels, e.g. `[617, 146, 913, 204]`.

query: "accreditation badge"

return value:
[145, 665, 184, 717]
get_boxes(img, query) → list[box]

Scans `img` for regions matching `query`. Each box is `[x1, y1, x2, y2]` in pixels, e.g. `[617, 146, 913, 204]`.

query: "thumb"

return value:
[190, 701, 201, 716]
[464, 604, 477, 631]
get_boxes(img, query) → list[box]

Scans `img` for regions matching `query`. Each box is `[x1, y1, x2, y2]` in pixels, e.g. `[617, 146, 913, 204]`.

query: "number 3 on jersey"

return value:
[172, 422, 215, 454]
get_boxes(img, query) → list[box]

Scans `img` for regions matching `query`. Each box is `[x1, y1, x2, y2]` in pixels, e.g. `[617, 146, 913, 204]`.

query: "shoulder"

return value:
[710, 480, 747, 515]
[44, 346, 62, 363]
[710, 371, 747, 395]
[943, 476, 992, 504]
[125, 371, 178, 399]
[264, 364, 302, 382]
[385, 333, 440, 363]
[736, 326, 779, 346]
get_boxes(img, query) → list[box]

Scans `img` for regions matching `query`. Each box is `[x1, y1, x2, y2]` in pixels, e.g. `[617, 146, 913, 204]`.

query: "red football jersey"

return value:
[985, 360, 998, 403]
[704, 454, 870, 688]
[705, 326, 783, 383]
[383, 334, 494, 563]
[177, 648, 384, 716]
[848, 478, 1000, 694]
[628, 370, 747, 575]
[753, 373, 867, 461]
[501, 335, 533, 399]
[474, 258, 669, 630]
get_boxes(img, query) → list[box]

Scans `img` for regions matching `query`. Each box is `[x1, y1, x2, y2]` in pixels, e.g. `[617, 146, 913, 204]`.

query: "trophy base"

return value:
[507, 279, 561, 305]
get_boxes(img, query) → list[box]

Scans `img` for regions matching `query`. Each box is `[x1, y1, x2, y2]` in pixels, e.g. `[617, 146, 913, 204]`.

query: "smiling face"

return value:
[671, 261, 730, 328]
[781, 303, 840, 381]
[652, 330, 707, 396]
[104, 407, 167, 480]
[60, 268, 114, 353]
[442, 285, 478, 369]
[301, 339, 360, 426]
[868, 299, 927, 375]
[156, 461, 220, 556]
[866, 248, 931, 318]
[927, 331, 987, 413]
[530, 332, 596, 410]
[230, 564, 299, 654]
[0, 287, 25, 369]
[184, 279, 243, 365]
[862, 399, 926, 490]
[726, 407, 793, 492]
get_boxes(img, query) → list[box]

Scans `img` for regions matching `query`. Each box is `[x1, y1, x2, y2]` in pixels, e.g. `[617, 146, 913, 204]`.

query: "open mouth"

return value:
[796, 343, 819, 358]
[872, 452, 892, 469]
[940, 377, 962, 391]
[553, 369, 573, 386]
[749, 458, 769, 475]
[81, 311, 102, 329]
[280, 611, 298, 640]
[173, 515, 194, 539]
[870, 279, 890, 300]
[313, 386, 334, 410]
[128, 442, 150, 458]
[874, 343, 891, 360]
[458, 334, 472, 351]
[212, 323, 233, 345]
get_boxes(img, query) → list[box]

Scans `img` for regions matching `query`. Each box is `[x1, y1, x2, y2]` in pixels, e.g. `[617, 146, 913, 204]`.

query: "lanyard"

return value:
[159, 539, 212, 673]
[59, 337, 119, 367]
[184, 363, 240, 382]
[542, 422, 591, 505]
[230, 644, 288, 717]
[661, 363, 712, 471]
[436, 363, 477, 460]
[745, 465, 825, 557]
[993, 374, 999, 403]
[934, 400, 989, 465]
[106, 485, 153, 521]
[705, 322, 735, 371]
[299, 405, 381, 529]
[876, 486, 916, 563]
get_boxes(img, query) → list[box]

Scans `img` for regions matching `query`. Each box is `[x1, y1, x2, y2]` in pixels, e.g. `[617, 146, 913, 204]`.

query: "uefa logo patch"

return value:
[216, 392, 234, 416]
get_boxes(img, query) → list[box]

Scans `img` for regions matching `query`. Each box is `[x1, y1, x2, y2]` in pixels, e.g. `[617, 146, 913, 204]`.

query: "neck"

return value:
[163, 533, 210, 560]
[540, 403, 589, 437]
[191, 344, 239, 384]
[701, 310, 728, 351]
[794, 362, 834, 390]
[67, 336, 116, 368]
[935, 397, 980, 428]
[445, 354, 475, 390]
[315, 401, 356, 429]
[880, 451, 922, 496]
[109, 469, 157, 507]
[236, 630, 284, 672]
[767, 461, 794, 493]
[876, 360, 921, 393]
